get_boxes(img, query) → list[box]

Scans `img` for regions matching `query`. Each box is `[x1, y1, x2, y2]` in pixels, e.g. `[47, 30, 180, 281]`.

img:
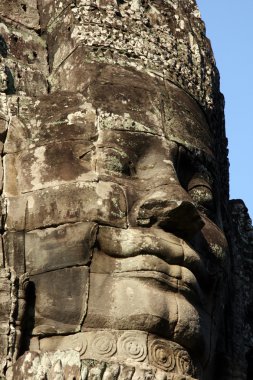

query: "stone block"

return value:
[3, 223, 97, 275]
[46, 7, 76, 71]
[37, 0, 73, 30]
[51, 56, 163, 133]
[5, 181, 127, 231]
[3, 141, 95, 196]
[0, 0, 40, 30]
[39, 332, 86, 354]
[31, 266, 89, 335]
[173, 292, 211, 364]
[4, 94, 97, 153]
[0, 334, 8, 375]
[25, 222, 97, 274]
[86, 65, 163, 133]
[0, 270, 11, 335]
[3, 231, 25, 275]
[83, 272, 178, 336]
[98, 111, 160, 135]
[0, 22, 48, 76]
[4, 58, 48, 96]
[163, 82, 214, 156]
[50, 49, 104, 94]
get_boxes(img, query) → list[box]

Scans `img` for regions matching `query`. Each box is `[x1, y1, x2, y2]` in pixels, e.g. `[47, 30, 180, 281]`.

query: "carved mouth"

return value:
[97, 226, 208, 292]
[110, 258, 204, 302]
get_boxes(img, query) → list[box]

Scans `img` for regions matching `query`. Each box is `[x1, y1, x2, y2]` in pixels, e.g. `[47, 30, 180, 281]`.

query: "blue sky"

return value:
[196, 0, 253, 219]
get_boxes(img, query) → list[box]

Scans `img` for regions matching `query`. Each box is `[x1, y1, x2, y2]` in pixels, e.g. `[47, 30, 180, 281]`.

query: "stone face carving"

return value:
[0, 1, 252, 380]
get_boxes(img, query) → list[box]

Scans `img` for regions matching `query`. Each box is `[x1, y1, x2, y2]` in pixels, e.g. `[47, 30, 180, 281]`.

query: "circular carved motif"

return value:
[149, 339, 176, 372]
[118, 332, 147, 362]
[176, 350, 193, 375]
[92, 332, 117, 358]
[72, 334, 88, 357]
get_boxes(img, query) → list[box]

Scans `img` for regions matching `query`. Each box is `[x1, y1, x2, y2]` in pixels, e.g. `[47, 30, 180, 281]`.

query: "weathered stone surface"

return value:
[0, 270, 12, 335]
[0, 335, 8, 375]
[12, 351, 198, 380]
[42, 0, 221, 118]
[4, 141, 95, 196]
[0, 269, 28, 375]
[3, 232, 25, 275]
[5, 181, 127, 231]
[4, 95, 97, 154]
[83, 272, 178, 336]
[38, 0, 73, 31]
[31, 266, 89, 335]
[38, 331, 198, 378]
[25, 222, 97, 274]
[163, 82, 214, 155]
[0, 22, 48, 76]
[0, 16, 48, 97]
[0, 0, 40, 30]
[39, 332, 88, 355]
[0, 93, 8, 137]
[0, 1, 251, 380]
[11, 350, 81, 380]
[3, 222, 97, 276]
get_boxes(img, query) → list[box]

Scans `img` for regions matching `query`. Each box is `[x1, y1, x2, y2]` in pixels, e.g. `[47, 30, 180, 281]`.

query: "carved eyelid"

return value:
[187, 178, 213, 192]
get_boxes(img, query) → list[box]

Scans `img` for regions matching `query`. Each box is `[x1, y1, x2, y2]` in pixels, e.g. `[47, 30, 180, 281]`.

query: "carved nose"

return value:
[137, 199, 204, 238]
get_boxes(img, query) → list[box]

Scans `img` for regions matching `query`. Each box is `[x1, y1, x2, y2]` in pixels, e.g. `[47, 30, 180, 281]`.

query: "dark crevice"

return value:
[4, 138, 97, 156]
[5, 220, 128, 236]
[18, 281, 36, 356]
[247, 348, 253, 379]
[30, 263, 90, 277]
[79, 150, 93, 160]
[44, 36, 51, 92]
[36, 1, 51, 92]
[4, 66, 16, 95]
[21, 3, 27, 12]
[0, 35, 8, 58]
[1, 228, 6, 267]
[54, 45, 79, 72]
[95, 127, 163, 138]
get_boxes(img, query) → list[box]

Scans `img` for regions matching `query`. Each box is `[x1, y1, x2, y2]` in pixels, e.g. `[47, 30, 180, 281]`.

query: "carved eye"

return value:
[188, 185, 214, 212]
[187, 173, 216, 219]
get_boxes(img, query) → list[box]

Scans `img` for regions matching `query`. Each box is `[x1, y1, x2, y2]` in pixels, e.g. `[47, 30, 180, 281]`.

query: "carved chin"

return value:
[83, 272, 212, 364]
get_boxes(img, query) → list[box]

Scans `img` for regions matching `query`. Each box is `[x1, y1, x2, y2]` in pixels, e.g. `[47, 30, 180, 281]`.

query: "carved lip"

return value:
[98, 226, 208, 291]
[111, 256, 204, 302]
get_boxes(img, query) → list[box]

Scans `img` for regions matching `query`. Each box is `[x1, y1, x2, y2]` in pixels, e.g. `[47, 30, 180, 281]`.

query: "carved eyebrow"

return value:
[187, 179, 213, 192]
[172, 138, 217, 176]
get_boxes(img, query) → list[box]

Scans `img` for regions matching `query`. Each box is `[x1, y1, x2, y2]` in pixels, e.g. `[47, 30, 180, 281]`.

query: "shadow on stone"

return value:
[19, 281, 36, 356]
[4, 66, 16, 95]
[0, 35, 8, 58]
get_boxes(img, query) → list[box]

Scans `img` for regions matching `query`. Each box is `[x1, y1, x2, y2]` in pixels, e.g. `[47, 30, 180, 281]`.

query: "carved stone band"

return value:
[13, 352, 199, 380]
[39, 330, 197, 378]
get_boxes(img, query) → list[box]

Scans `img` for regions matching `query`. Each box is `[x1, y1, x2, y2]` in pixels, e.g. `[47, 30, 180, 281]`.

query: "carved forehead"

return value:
[5, 66, 215, 164]
[163, 82, 214, 157]
[86, 65, 215, 157]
